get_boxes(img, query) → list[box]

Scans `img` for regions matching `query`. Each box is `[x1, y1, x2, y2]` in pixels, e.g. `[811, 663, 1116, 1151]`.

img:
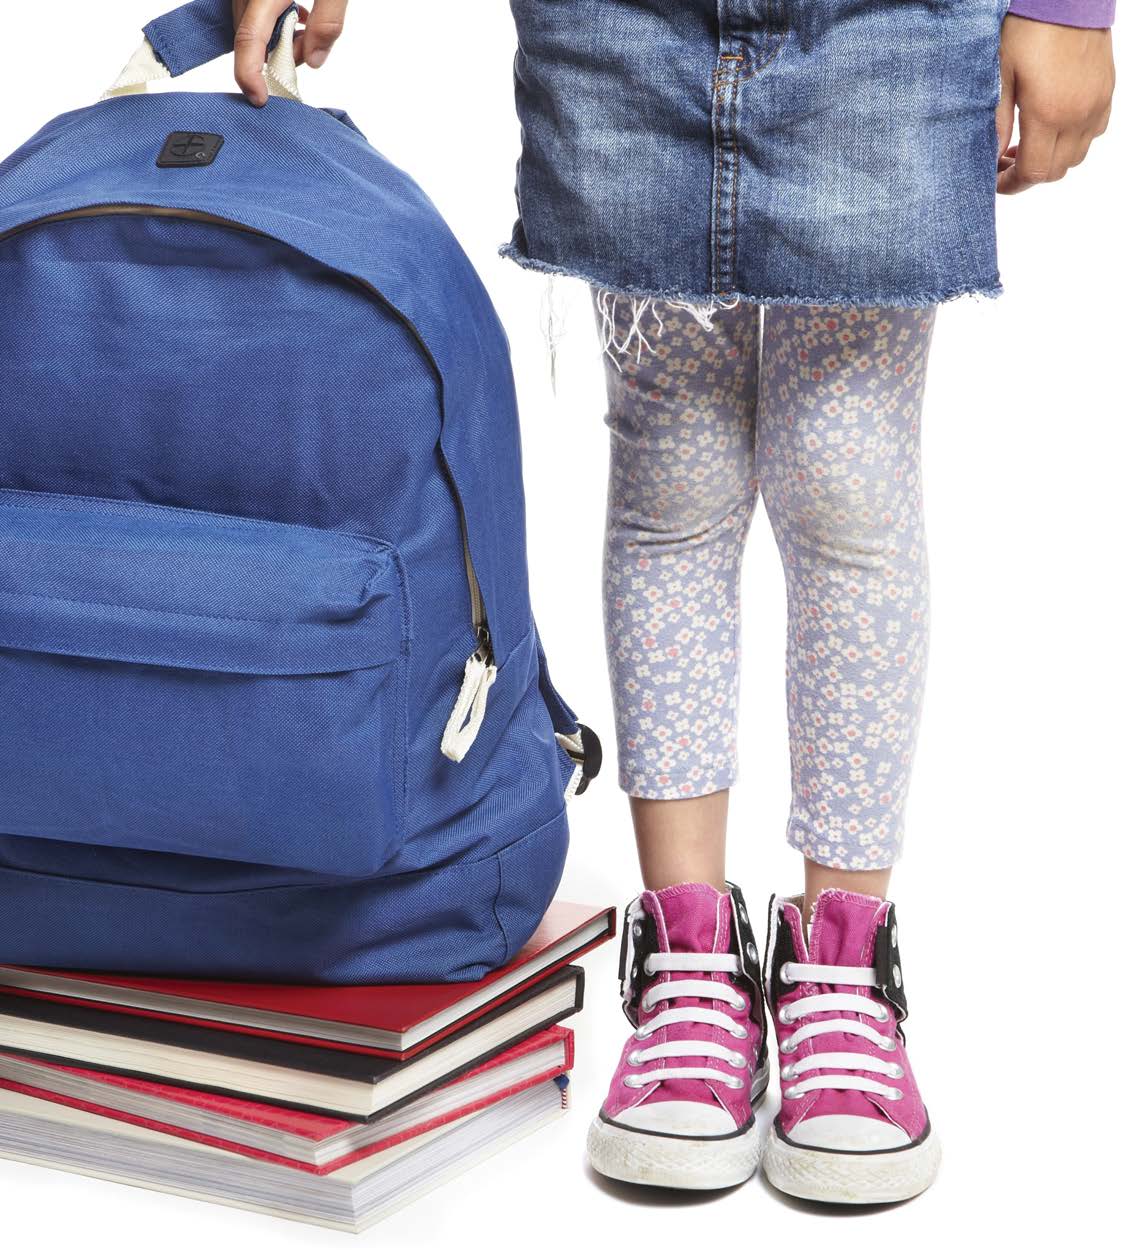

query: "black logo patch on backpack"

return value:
[157, 132, 224, 168]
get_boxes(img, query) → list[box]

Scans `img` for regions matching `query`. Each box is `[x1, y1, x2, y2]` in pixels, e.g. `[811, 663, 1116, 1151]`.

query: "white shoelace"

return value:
[623, 953, 751, 1091]
[777, 960, 905, 1102]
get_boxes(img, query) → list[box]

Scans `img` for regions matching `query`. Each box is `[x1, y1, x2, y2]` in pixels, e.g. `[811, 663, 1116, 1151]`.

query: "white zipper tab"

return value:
[440, 646, 498, 763]
[442, 522, 496, 762]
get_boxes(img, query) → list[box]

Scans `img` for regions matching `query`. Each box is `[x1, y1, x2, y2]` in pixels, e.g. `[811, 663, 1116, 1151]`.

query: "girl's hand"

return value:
[232, 0, 349, 106]
[997, 15, 1114, 194]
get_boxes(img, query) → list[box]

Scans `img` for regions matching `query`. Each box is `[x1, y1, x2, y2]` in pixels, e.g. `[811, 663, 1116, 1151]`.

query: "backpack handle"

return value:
[103, 0, 302, 102]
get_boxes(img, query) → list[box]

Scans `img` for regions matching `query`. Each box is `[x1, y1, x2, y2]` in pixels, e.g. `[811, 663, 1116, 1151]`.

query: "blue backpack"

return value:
[0, 1, 598, 983]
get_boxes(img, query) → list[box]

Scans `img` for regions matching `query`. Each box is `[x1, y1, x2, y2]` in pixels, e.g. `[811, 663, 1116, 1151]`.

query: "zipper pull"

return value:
[440, 632, 497, 763]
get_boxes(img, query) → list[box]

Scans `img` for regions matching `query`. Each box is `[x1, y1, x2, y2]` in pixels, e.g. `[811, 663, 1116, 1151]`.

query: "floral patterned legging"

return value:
[597, 296, 936, 869]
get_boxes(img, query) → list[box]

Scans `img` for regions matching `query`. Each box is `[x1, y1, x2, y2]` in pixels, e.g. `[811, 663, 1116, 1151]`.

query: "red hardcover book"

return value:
[0, 965, 583, 1119]
[0, 901, 614, 1059]
[0, 1026, 573, 1175]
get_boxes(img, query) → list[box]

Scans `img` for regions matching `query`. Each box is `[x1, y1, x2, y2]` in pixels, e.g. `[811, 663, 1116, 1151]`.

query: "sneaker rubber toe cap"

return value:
[786, 1114, 911, 1152]
[611, 1101, 740, 1138]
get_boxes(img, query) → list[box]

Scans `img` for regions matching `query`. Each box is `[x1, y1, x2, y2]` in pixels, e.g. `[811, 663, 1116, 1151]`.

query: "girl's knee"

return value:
[609, 453, 759, 548]
[762, 450, 920, 569]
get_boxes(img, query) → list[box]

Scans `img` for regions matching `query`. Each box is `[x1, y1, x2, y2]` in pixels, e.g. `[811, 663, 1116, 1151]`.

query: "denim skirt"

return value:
[504, 1, 1010, 307]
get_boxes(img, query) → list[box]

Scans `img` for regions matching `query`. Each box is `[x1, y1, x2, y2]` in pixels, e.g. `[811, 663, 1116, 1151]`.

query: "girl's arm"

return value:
[232, 0, 349, 106]
[998, 10, 1115, 194]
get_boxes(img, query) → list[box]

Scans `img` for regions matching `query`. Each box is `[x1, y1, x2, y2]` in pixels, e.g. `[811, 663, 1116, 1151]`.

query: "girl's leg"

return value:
[755, 305, 936, 913]
[803, 860, 892, 916]
[597, 295, 762, 891]
[757, 305, 940, 1202]
[587, 295, 768, 1191]
[630, 792, 729, 892]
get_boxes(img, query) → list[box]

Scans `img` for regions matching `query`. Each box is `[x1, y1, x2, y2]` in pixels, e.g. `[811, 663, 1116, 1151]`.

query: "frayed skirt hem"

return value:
[499, 245, 1003, 310]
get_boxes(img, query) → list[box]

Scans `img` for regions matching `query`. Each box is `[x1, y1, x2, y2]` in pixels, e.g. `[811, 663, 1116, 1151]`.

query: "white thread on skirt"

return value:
[596, 290, 665, 370]
[595, 288, 619, 365]
[539, 277, 571, 393]
[666, 294, 740, 331]
[595, 291, 744, 367]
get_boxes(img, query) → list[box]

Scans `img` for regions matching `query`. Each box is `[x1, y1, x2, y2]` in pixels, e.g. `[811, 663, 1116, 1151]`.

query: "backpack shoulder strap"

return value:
[105, 1, 300, 100]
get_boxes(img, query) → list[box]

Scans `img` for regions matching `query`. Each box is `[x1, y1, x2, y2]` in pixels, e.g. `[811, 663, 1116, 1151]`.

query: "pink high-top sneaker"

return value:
[586, 882, 769, 1189]
[762, 889, 941, 1203]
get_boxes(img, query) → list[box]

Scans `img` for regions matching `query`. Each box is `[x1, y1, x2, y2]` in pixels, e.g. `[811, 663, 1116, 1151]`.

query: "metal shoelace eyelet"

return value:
[778, 1006, 793, 1025]
[879, 1037, 897, 1052]
[728, 1076, 744, 1090]
[875, 1006, 890, 1022]
[888, 1063, 904, 1079]
[728, 1052, 747, 1069]
[780, 1062, 797, 1080]
[622, 1075, 642, 1089]
[779, 965, 794, 985]
[780, 1038, 797, 1055]
[634, 1026, 651, 1040]
[731, 995, 747, 1011]
[731, 1024, 748, 1039]
[783, 1085, 805, 1100]
[884, 1087, 904, 1101]
[628, 1050, 643, 1066]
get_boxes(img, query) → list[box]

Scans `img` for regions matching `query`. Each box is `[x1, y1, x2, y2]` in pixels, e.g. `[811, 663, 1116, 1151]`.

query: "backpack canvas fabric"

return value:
[0, 1, 589, 984]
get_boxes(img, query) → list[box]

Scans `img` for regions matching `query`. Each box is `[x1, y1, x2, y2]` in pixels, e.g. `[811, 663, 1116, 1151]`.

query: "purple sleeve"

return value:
[1007, 0, 1116, 26]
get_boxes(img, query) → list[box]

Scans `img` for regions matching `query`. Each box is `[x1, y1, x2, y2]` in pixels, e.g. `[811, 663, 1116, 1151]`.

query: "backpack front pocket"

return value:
[0, 490, 410, 877]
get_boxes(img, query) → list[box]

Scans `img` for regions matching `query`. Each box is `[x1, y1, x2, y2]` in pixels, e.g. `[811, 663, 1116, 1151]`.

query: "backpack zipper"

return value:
[440, 493, 498, 763]
[1, 203, 498, 762]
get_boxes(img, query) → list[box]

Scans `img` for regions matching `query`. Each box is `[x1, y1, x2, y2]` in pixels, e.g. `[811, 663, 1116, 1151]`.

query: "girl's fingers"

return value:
[998, 123, 1099, 194]
[995, 62, 1016, 160]
[1057, 130, 1094, 174]
[299, 0, 348, 68]
[234, 0, 296, 105]
[997, 115, 1058, 195]
[1093, 100, 1112, 139]
[292, 1, 311, 59]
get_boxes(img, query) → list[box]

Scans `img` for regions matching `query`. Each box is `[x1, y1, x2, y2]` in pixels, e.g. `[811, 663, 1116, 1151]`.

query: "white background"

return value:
[1, 3, 1134, 1246]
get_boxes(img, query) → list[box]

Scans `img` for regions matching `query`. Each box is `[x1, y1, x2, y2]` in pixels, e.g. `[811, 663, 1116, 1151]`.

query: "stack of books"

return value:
[0, 901, 614, 1232]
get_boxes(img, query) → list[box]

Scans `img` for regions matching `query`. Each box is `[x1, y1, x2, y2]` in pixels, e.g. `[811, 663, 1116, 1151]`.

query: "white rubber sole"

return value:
[586, 1114, 762, 1190]
[762, 1126, 942, 1205]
